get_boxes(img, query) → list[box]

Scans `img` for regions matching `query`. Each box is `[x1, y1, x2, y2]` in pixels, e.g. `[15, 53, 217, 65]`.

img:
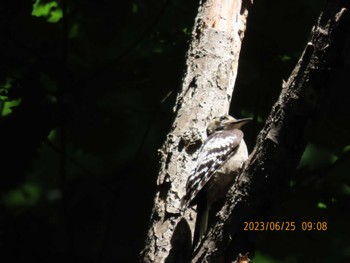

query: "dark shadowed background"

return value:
[1, 0, 349, 262]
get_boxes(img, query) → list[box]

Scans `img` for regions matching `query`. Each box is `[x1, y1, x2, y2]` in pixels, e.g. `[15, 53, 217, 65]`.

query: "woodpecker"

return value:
[181, 115, 251, 245]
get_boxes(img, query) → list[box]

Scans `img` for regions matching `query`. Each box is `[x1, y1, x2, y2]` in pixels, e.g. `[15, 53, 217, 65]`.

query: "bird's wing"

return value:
[182, 129, 243, 208]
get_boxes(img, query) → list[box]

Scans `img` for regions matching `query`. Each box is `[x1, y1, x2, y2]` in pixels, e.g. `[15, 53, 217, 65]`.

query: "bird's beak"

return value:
[234, 117, 252, 124]
[227, 117, 252, 129]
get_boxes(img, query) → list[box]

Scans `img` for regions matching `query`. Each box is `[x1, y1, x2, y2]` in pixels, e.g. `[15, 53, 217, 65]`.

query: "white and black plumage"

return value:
[181, 115, 251, 245]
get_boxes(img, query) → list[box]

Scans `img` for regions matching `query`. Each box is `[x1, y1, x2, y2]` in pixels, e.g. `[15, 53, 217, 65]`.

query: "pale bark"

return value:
[140, 0, 251, 262]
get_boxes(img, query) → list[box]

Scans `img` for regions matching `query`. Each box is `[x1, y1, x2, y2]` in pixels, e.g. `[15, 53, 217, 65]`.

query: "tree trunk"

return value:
[140, 0, 250, 262]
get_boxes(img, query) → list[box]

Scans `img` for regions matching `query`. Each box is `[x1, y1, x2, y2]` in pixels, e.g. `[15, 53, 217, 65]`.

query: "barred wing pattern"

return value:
[182, 129, 243, 208]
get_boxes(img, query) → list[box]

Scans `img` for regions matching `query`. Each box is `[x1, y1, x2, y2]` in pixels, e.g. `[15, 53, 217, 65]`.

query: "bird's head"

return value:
[206, 115, 252, 136]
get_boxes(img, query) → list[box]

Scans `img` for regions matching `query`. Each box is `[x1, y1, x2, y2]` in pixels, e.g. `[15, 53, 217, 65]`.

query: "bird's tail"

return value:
[193, 196, 210, 248]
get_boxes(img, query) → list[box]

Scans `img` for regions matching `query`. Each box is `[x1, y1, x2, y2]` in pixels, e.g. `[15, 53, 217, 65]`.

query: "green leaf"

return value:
[1, 98, 22, 117]
[32, 0, 62, 23]
[341, 184, 350, 195]
[343, 145, 350, 153]
[317, 202, 327, 209]
[182, 27, 191, 36]
[47, 129, 57, 141]
[279, 54, 292, 62]
[0, 77, 13, 98]
[48, 8, 62, 23]
[299, 144, 338, 169]
[3, 183, 42, 207]
[253, 251, 279, 263]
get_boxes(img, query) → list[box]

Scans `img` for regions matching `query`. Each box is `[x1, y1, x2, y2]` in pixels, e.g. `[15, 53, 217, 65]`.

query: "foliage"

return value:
[32, 0, 63, 23]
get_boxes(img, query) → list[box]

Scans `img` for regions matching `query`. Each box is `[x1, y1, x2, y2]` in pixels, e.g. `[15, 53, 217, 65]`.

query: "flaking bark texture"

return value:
[192, 1, 350, 262]
[140, 0, 250, 262]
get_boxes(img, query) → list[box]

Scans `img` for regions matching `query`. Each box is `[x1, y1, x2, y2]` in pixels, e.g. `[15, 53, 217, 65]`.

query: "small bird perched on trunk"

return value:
[181, 115, 251, 246]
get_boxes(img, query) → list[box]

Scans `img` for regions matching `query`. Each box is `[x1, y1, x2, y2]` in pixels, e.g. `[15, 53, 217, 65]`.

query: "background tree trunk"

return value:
[140, 0, 250, 262]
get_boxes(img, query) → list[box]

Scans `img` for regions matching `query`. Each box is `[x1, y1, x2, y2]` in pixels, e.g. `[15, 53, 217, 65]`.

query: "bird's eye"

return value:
[219, 116, 226, 121]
